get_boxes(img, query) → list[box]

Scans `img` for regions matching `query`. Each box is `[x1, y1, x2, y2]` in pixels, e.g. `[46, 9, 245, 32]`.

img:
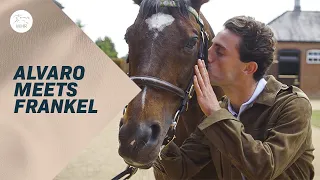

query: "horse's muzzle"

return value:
[118, 120, 162, 167]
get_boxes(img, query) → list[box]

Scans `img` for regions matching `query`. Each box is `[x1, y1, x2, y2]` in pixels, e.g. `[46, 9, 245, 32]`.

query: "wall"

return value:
[269, 42, 320, 99]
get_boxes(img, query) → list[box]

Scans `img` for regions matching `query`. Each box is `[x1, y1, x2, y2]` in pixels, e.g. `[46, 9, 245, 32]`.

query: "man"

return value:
[153, 16, 315, 180]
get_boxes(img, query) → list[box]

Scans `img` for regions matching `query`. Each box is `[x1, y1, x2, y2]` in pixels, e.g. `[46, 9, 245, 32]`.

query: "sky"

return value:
[57, 0, 320, 58]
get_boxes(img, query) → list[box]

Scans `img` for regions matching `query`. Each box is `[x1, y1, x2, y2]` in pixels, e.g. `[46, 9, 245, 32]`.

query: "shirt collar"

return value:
[227, 77, 267, 117]
[220, 75, 291, 113]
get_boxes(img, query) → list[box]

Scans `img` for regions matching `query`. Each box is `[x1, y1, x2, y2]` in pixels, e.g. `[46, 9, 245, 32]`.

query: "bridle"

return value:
[113, 1, 210, 179]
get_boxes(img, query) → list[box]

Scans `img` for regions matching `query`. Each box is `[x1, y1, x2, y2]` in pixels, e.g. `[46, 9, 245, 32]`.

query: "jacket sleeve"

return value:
[153, 127, 212, 180]
[198, 96, 313, 180]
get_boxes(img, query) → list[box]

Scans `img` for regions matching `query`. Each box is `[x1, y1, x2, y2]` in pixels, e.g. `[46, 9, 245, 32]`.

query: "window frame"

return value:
[306, 49, 320, 64]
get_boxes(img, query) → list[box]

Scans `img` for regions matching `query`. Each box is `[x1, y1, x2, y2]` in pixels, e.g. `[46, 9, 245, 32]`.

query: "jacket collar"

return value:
[254, 75, 290, 106]
[220, 75, 289, 108]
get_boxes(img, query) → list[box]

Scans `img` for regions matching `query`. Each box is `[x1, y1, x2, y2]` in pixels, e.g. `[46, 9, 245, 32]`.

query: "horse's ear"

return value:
[189, 0, 209, 12]
[133, 0, 143, 5]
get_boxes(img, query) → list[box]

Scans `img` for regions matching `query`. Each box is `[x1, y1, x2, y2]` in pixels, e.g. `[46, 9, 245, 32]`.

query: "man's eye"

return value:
[216, 50, 223, 56]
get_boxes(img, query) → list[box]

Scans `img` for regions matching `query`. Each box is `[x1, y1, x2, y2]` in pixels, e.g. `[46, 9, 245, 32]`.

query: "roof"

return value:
[267, 11, 320, 42]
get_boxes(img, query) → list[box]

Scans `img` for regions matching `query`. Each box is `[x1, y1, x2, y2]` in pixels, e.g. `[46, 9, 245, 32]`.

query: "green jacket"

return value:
[153, 75, 314, 180]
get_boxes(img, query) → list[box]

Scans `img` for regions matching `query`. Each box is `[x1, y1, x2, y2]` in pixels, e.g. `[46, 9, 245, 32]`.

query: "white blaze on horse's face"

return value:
[145, 12, 175, 39]
[141, 87, 147, 109]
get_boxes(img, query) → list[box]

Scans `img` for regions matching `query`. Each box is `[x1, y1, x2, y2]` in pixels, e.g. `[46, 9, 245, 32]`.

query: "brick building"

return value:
[267, 0, 320, 99]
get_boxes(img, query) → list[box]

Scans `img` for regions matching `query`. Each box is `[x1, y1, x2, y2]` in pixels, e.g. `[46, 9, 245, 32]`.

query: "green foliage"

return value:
[76, 19, 85, 29]
[312, 110, 320, 128]
[95, 36, 118, 59]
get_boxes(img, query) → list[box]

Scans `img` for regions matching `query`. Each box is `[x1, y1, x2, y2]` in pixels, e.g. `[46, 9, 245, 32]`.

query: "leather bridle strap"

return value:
[130, 76, 185, 99]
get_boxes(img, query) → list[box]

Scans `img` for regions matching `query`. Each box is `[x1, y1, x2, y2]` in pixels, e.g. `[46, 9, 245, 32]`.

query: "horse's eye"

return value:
[185, 37, 198, 49]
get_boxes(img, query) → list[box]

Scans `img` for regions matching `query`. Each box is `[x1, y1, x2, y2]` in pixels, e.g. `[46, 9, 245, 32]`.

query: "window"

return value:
[306, 49, 320, 64]
[276, 49, 301, 87]
[277, 49, 300, 75]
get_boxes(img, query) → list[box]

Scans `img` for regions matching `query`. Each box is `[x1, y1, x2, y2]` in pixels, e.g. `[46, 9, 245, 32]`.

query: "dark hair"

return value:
[139, 0, 190, 20]
[224, 16, 276, 81]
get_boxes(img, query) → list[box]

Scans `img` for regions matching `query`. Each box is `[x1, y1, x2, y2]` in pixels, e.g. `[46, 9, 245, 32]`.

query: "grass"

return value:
[312, 110, 320, 128]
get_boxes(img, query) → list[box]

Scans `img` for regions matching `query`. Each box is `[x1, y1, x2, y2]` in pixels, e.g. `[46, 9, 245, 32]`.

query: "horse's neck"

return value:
[173, 94, 204, 146]
[174, 86, 224, 146]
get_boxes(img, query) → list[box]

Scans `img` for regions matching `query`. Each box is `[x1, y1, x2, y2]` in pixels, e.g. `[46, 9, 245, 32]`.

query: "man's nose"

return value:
[208, 46, 215, 63]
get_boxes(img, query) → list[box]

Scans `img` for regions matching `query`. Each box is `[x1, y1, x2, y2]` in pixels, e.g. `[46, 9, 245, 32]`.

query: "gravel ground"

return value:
[54, 111, 155, 180]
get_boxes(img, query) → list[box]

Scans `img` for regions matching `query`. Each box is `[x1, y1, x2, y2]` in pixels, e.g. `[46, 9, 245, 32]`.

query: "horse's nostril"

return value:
[118, 121, 162, 150]
[150, 123, 161, 141]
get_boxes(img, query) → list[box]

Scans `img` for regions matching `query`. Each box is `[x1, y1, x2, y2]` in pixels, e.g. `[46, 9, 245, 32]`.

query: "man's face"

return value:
[207, 28, 247, 86]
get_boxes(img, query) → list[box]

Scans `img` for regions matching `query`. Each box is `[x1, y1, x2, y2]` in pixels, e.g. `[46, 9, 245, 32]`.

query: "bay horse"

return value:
[116, 0, 224, 179]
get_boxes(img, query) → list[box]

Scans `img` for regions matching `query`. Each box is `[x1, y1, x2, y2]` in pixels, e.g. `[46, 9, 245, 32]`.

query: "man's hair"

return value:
[223, 16, 276, 81]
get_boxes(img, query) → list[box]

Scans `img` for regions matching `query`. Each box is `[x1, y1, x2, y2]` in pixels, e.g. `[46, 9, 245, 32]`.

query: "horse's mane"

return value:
[138, 0, 192, 20]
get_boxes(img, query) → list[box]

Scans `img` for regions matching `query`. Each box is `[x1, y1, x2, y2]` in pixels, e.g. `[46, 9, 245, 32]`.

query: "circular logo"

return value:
[10, 10, 33, 33]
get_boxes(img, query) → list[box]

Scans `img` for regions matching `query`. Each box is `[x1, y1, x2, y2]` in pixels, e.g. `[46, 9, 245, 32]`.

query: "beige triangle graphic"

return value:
[0, 0, 141, 180]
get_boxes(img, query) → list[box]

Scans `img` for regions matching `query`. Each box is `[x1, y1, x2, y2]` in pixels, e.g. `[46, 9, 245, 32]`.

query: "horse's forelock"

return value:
[133, 0, 143, 5]
[138, 0, 191, 20]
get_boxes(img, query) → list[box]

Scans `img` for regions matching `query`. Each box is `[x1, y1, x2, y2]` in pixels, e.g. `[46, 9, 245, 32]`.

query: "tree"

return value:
[95, 36, 118, 59]
[76, 19, 85, 29]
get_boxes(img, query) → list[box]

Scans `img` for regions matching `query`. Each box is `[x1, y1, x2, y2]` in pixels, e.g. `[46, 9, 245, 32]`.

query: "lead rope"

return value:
[111, 165, 138, 180]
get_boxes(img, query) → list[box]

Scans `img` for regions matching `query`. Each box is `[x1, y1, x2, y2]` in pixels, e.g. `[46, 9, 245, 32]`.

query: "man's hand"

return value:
[193, 59, 221, 116]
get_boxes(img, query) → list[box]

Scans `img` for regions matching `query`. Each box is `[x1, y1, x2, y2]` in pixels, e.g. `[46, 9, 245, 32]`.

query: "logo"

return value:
[10, 10, 33, 33]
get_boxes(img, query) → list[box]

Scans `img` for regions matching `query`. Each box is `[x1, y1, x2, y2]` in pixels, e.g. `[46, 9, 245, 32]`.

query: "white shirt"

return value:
[227, 78, 267, 119]
[226, 77, 267, 180]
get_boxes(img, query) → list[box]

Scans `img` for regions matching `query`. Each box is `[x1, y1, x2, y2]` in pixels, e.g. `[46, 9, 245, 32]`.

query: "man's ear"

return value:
[189, 0, 210, 12]
[132, 0, 143, 5]
[243, 61, 258, 75]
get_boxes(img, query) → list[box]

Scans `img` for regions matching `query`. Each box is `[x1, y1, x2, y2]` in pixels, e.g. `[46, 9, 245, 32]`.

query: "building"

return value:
[267, 0, 320, 99]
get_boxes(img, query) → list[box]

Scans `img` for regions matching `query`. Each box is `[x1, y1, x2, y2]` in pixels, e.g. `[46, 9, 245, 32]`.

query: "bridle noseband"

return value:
[113, 2, 210, 179]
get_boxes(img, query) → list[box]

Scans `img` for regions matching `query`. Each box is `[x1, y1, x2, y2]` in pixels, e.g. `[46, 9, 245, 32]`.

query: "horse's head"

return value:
[118, 0, 214, 168]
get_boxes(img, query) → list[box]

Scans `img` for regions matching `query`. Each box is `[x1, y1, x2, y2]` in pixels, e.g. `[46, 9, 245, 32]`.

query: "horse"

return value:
[116, 0, 224, 179]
